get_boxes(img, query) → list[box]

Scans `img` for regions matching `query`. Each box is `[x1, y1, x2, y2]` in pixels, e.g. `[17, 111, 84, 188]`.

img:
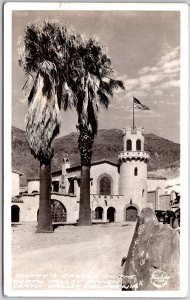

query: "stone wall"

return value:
[14, 192, 140, 223]
[14, 193, 79, 223]
[91, 194, 139, 222]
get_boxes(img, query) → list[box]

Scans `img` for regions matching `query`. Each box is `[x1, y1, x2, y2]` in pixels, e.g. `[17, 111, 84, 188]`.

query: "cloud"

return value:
[138, 66, 150, 75]
[135, 109, 161, 118]
[160, 79, 180, 89]
[123, 46, 180, 102]
[139, 74, 162, 85]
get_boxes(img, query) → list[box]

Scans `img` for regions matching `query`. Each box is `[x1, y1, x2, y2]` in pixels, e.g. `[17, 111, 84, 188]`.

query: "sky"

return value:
[12, 10, 180, 143]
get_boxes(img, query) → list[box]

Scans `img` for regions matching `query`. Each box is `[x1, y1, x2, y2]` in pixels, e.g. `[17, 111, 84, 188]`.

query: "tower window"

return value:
[100, 176, 111, 195]
[136, 139, 141, 151]
[142, 189, 144, 197]
[134, 167, 138, 176]
[127, 139, 132, 151]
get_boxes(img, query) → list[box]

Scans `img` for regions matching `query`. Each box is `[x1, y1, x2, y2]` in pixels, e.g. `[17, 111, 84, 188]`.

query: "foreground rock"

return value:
[121, 208, 180, 291]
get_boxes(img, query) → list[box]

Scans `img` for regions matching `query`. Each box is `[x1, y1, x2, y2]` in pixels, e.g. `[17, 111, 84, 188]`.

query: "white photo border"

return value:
[3, 2, 189, 298]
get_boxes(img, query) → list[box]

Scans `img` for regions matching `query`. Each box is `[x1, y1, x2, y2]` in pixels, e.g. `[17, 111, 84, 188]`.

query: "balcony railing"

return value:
[118, 151, 149, 160]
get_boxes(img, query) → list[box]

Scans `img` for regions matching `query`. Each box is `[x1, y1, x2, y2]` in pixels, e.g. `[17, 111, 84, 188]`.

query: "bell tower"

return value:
[118, 127, 149, 213]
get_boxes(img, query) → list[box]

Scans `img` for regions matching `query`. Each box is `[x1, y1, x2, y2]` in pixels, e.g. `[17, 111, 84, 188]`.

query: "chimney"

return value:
[61, 154, 70, 193]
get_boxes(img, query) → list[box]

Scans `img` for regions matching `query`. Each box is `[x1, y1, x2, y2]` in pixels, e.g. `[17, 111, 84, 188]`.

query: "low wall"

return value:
[13, 193, 78, 223]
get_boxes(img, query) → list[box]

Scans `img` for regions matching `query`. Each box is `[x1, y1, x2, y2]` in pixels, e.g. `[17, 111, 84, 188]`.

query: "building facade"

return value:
[11, 127, 179, 224]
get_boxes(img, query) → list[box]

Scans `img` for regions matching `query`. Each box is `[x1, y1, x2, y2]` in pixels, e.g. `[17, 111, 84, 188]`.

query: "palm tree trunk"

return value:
[36, 160, 53, 233]
[78, 164, 92, 226]
[78, 125, 93, 226]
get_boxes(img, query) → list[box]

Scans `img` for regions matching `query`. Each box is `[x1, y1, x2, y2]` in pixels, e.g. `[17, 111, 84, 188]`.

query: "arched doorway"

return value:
[126, 206, 137, 221]
[95, 207, 103, 220]
[37, 200, 67, 223]
[107, 207, 115, 222]
[51, 200, 67, 222]
[11, 205, 20, 222]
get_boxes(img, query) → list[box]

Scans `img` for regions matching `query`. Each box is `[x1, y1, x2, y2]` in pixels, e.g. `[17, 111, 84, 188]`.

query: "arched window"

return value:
[136, 139, 141, 151]
[100, 176, 111, 195]
[126, 139, 132, 151]
[142, 189, 144, 197]
[134, 167, 138, 176]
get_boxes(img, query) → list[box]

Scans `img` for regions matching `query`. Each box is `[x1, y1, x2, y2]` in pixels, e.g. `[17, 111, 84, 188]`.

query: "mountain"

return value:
[12, 126, 180, 187]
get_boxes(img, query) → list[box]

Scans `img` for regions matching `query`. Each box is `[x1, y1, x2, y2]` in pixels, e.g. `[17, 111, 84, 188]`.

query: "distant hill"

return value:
[12, 126, 180, 186]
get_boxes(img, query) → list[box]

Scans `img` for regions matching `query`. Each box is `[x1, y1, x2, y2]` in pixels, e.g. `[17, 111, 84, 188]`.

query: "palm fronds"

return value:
[18, 21, 125, 163]
[25, 73, 61, 162]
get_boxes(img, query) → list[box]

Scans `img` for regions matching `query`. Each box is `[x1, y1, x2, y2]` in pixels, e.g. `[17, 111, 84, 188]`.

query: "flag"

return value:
[134, 97, 149, 110]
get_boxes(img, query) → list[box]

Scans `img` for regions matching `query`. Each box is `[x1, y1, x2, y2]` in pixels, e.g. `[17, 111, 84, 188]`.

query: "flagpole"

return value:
[133, 95, 135, 129]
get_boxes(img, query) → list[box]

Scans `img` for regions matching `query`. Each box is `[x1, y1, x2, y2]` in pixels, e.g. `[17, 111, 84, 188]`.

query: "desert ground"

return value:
[12, 222, 135, 290]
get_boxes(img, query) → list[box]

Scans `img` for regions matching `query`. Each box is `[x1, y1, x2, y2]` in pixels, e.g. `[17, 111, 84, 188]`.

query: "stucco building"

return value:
[11, 127, 179, 224]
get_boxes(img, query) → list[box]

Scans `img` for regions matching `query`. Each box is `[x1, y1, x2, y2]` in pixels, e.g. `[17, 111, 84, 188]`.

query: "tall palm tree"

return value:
[18, 21, 80, 232]
[64, 38, 125, 225]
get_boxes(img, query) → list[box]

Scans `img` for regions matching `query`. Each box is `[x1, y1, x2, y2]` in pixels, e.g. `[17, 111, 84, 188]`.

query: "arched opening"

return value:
[136, 139, 141, 151]
[100, 176, 111, 195]
[142, 189, 144, 198]
[51, 200, 67, 222]
[107, 207, 116, 222]
[11, 205, 20, 222]
[126, 206, 137, 221]
[134, 167, 138, 176]
[37, 200, 67, 223]
[126, 139, 132, 151]
[95, 207, 103, 220]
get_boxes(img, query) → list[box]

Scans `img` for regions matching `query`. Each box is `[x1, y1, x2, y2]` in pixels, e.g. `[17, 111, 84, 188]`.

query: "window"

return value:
[126, 139, 132, 151]
[142, 189, 144, 197]
[134, 167, 138, 176]
[136, 139, 141, 151]
[52, 181, 59, 192]
[100, 176, 111, 195]
[68, 179, 74, 194]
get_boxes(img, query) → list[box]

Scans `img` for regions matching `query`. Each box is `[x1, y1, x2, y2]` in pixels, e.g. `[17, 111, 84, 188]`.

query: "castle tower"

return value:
[118, 127, 149, 216]
[61, 155, 70, 193]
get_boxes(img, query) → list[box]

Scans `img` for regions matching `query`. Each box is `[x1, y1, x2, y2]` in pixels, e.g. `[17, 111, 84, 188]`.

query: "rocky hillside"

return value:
[12, 126, 180, 186]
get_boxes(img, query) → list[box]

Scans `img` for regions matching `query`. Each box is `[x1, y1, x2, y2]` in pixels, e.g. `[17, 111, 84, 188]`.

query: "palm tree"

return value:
[64, 38, 125, 225]
[18, 21, 80, 232]
[19, 21, 125, 228]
